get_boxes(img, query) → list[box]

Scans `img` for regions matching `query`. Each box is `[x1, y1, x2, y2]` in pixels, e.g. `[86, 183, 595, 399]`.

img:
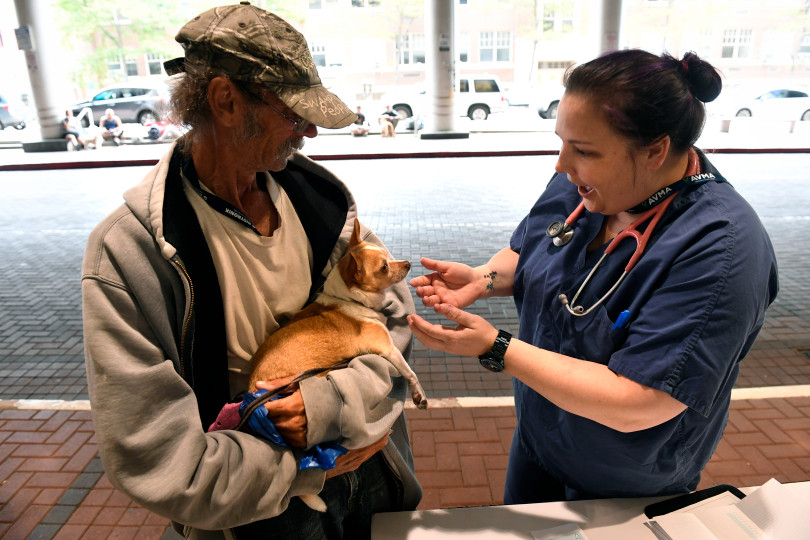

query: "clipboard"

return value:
[644, 484, 746, 518]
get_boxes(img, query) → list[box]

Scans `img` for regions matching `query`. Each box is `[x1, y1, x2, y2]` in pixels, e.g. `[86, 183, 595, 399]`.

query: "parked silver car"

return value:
[0, 93, 27, 130]
[71, 83, 170, 126]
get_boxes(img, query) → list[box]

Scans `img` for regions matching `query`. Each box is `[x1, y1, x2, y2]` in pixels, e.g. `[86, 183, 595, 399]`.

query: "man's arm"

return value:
[82, 220, 325, 529]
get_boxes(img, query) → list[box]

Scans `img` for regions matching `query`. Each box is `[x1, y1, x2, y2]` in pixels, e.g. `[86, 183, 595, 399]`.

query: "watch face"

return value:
[479, 354, 504, 372]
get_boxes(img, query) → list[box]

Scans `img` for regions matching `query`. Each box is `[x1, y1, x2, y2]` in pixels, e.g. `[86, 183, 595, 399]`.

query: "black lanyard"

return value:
[626, 171, 727, 214]
[182, 157, 265, 236]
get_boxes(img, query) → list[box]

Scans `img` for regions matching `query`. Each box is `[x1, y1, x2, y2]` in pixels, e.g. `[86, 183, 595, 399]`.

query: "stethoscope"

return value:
[548, 192, 679, 317]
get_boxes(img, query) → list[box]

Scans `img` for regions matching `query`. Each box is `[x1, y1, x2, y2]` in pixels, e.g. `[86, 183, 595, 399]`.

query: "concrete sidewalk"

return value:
[2, 115, 810, 171]
[1, 132, 809, 538]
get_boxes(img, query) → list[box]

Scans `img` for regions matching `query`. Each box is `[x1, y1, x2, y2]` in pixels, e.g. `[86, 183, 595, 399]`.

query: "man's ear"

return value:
[207, 77, 240, 128]
[643, 135, 671, 171]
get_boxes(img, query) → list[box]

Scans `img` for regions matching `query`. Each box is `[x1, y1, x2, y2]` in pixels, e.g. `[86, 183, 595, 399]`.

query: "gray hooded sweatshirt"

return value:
[82, 141, 421, 538]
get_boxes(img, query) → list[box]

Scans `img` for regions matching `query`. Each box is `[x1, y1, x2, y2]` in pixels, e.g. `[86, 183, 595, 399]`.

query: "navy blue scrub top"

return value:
[508, 151, 778, 499]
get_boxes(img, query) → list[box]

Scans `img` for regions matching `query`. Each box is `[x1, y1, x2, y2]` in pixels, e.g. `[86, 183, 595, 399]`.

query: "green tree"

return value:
[54, 0, 186, 88]
[53, 0, 305, 90]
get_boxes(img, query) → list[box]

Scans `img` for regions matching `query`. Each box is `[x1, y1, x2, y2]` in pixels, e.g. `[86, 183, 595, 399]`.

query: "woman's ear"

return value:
[643, 135, 671, 171]
[207, 77, 240, 128]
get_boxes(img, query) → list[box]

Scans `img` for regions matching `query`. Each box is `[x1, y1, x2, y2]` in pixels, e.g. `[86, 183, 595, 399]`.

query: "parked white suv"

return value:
[385, 74, 508, 121]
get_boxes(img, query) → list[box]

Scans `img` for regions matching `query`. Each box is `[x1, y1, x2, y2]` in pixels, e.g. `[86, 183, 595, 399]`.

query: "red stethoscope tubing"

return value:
[605, 192, 678, 273]
[557, 192, 679, 316]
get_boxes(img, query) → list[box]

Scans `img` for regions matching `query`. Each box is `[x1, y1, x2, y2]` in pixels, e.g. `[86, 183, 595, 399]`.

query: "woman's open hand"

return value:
[407, 303, 498, 358]
[409, 257, 484, 309]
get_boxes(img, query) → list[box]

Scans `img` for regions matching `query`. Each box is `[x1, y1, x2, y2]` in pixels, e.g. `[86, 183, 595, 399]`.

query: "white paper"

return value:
[735, 478, 810, 538]
[531, 522, 591, 540]
[648, 513, 718, 539]
[655, 478, 810, 540]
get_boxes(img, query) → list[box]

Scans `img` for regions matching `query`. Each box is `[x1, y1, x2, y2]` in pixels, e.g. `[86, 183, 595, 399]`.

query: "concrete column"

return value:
[14, 0, 70, 140]
[599, 0, 622, 54]
[423, 0, 465, 138]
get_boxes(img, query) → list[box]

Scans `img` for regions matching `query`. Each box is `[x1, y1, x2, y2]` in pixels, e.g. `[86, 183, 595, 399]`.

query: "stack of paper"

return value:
[531, 479, 810, 540]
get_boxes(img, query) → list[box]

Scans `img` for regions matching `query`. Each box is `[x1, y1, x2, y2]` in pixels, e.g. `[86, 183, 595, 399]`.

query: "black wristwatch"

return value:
[478, 329, 512, 372]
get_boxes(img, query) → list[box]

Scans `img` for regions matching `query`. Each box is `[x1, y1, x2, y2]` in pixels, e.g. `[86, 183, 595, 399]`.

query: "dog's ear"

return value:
[349, 219, 362, 248]
[338, 248, 360, 286]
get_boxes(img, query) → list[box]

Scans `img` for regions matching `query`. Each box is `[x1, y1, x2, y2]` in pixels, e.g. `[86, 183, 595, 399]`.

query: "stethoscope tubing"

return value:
[558, 193, 679, 316]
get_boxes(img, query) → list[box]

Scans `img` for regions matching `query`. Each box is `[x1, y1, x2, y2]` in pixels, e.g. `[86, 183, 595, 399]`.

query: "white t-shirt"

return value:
[183, 172, 312, 396]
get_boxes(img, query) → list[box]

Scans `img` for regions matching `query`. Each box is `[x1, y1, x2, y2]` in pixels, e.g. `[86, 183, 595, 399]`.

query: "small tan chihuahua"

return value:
[248, 218, 428, 511]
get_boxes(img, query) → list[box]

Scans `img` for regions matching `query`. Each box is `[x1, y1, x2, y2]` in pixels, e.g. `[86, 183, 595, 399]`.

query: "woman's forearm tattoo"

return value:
[485, 271, 498, 291]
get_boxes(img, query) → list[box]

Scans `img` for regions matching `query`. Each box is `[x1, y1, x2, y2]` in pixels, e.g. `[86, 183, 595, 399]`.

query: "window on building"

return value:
[399, 34, 425, 64]
[310, 43, 327, 67]
[799, 34, 810, 56]
[352, 0, 381, 6]
[721, 29, 752, 59]
[538, 60, 575, 70]
[543, 1, 574, 33]
[146, 53, 164, 75]
[479, 31, 510, 62]
[106, 57, 137, 78]
[312, 0, 341, 8]
[457, 32, 469, 63]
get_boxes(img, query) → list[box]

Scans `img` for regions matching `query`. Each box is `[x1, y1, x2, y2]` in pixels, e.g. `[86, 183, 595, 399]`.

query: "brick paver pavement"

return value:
[1, 139, 809, 537]
[3, 396, 810, 538]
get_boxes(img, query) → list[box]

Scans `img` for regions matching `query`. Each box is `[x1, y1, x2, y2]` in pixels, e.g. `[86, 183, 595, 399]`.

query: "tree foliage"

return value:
[53, 0, 304, 89]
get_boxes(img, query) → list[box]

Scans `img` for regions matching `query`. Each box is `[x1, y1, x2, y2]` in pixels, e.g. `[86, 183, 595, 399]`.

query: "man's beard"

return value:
[234, 106, 306, 165]
[275, 135, 305, 163]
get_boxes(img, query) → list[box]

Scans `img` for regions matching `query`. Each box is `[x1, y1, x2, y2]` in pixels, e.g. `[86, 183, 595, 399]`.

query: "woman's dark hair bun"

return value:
[681, 52, 722, 103]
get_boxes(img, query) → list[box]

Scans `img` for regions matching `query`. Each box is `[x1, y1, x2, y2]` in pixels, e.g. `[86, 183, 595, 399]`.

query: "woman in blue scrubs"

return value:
[407, 49, 779, 503]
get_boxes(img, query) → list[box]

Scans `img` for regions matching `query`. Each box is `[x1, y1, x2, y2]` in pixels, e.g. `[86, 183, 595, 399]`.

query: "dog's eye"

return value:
[381, 263, 388, 272]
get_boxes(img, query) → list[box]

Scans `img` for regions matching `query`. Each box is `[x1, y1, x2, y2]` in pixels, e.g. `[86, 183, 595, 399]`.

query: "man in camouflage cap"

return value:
[81, 3, 421, 539]
[165, 1, 356, 129]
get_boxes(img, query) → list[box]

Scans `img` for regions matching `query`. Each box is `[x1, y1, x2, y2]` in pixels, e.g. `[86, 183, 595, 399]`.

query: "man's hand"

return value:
[325, 432, 390, 480]
[256, 377, 308, 448]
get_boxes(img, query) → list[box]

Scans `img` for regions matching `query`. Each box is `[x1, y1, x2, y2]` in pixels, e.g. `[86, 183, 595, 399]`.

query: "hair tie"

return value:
[681, 59, 689, 73]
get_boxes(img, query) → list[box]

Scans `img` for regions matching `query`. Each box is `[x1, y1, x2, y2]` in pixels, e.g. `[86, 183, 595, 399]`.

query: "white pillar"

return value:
[425, 0, 455, 133]
[14, 0, 70, 139]
[599, 0, 622, 54]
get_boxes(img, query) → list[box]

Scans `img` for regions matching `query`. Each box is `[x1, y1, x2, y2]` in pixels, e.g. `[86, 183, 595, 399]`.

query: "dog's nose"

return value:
[404, 261, 411, 271]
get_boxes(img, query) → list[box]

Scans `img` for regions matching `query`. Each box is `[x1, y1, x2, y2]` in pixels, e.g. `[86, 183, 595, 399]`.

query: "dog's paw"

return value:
[413, 394, 428, 409]
[299, 494, 328, 512]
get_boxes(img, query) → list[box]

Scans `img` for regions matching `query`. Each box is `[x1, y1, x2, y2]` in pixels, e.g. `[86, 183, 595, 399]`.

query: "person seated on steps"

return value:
[379, 104, 399, 138]
[99, 108, 124, 146]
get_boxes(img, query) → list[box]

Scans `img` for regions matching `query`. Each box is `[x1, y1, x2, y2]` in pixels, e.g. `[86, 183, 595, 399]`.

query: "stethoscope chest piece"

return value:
[547, 200, 585, 248]
[546, 221, 574, 247]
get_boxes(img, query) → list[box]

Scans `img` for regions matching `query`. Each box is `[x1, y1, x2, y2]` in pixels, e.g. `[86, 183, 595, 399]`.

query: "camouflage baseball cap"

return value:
[165, 2, 356, 129]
